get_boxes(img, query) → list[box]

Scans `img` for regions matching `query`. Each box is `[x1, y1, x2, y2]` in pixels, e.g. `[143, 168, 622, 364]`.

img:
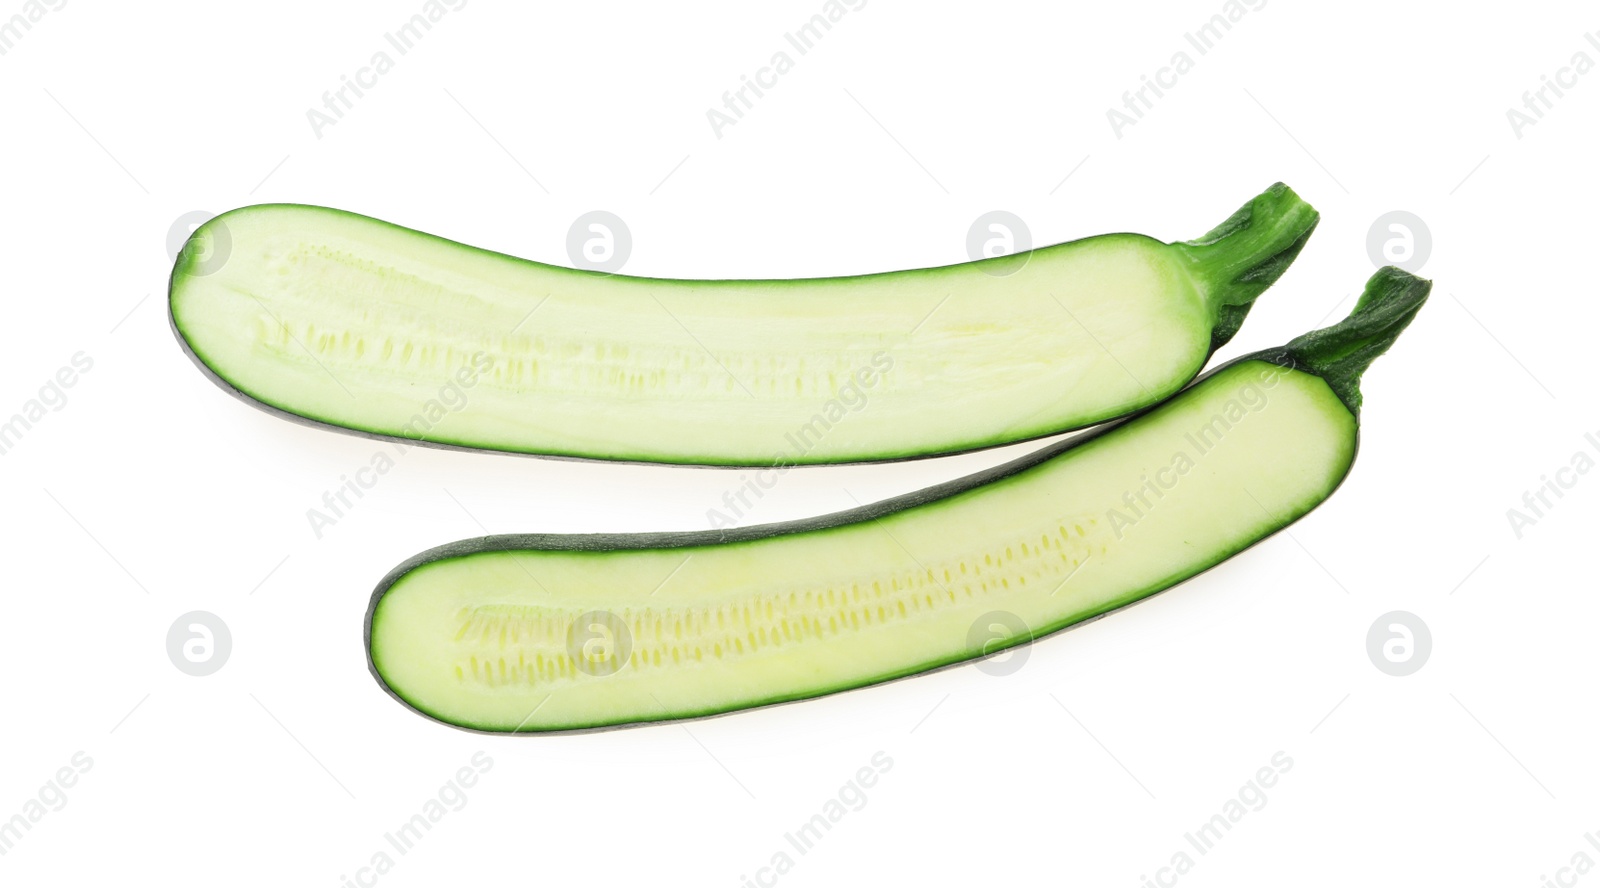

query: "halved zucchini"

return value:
[170, 185, 1316, 465]
[365, 268, 1429, 733]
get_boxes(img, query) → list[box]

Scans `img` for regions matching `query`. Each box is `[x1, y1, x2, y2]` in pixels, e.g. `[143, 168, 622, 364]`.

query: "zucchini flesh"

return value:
[365, 269, 1429, 733]
[170, 185, 1317, 465]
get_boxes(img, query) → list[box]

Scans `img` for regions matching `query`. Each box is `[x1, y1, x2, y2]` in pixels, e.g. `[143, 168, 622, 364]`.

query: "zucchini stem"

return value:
[1177, 182, 1321, 350]
[1283, 266, 1432, 415]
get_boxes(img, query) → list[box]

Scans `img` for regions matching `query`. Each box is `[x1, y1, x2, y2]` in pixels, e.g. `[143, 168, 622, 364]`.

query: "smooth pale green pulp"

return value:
[368, 360, 1355, 732]
[169, 185, 1315, 464]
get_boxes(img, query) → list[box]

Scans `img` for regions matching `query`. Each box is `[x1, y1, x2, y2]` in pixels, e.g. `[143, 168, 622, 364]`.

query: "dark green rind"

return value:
[171, 186, 1315, 467]
[1176, 182, 1321, 351]
[1280, 266, 1431, 415]
[365, 271, 1425, 734]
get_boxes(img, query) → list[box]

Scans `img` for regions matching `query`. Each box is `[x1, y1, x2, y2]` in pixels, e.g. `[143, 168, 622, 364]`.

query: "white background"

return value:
[1, 1, 1596, 884]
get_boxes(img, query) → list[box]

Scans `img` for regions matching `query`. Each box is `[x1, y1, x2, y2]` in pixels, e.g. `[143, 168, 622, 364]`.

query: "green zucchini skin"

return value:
[169, 185, 1317, 467]
[364, 268, 1429, 734]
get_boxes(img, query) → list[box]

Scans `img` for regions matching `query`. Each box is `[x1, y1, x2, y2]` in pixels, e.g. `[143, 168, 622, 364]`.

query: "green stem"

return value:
[1175, 182, 1321, 350]
[1281, 266, 1432, 415]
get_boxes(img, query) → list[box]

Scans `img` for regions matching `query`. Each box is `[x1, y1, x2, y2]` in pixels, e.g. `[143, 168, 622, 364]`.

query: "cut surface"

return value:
[170, 185, 1316, 464]
[368, 359, 1357, 732]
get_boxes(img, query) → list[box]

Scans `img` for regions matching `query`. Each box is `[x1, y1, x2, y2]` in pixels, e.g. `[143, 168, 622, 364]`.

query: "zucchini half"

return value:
[169, 184, 1317, 465]
[365, 268, 1430, 733]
